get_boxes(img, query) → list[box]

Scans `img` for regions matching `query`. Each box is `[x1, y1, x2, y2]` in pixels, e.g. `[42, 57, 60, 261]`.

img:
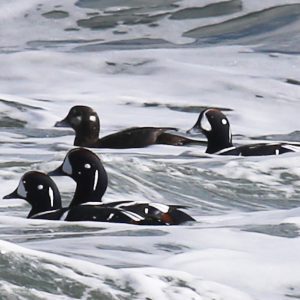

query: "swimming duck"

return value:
[48, 147, 195, 225]
[55, 105, 203, 148]
[187, 108, 297, 156]
[3, 171, 159, 224]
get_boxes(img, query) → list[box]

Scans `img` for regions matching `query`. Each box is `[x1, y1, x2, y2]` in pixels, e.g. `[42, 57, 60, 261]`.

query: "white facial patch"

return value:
[89, 115, 97, 122]
[62, 155, 73, 175]
[200, 111, 212, 132]
[49, 187, 54, 207]
[93, 170, 98, 191]
[37, 184, 43, 190]
[75, 115, 82, 122]
[222, 118, 227, 125]
[17, 181, 27, 198]
[84, 163, 91, 169]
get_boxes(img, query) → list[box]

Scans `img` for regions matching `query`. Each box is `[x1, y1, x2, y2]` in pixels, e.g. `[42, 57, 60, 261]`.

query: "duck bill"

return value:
[48, 166, 64, 176]
[54, 117, 70, 128]
[3, 188, 20, 200]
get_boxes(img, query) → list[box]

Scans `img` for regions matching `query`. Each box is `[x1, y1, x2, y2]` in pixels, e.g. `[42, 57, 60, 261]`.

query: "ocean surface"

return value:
[1, 0, 300, 299]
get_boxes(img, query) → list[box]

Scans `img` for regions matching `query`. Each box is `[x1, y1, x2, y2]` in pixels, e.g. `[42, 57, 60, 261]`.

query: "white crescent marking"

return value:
[62, 156, 72, 175]
[17, 181, 27, 198]
[200, 111, 212, 132]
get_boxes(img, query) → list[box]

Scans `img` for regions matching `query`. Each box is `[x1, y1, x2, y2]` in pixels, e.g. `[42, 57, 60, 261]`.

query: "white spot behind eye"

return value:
[222, 118, 227, 125]
[62, 156, 72, 175]
[49, 187, 54, 207]
[37, 184, 43, 190]
[89, 115, 97, 122]
[275, 149, 279, 155]
[200, 112, 212, 132]
[76, 116, 82, 122]
[84, 163, 91, 169]
[17, 181, 27, 198]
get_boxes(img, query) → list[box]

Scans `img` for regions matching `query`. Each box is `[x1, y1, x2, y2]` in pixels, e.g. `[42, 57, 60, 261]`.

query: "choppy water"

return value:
[1, 0, 300, 299]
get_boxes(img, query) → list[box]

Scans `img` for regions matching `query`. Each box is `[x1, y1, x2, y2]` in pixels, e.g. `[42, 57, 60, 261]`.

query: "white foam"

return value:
[1, 1, 300, 299]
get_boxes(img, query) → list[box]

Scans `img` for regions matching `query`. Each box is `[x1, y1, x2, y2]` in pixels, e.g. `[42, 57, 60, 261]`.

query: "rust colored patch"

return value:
[161, 213, 174, 224]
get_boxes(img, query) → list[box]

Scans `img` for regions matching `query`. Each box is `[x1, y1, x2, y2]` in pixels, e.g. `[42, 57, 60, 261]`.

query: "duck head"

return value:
[188, 108, 233, 153]
[48, 148, 108, 206]
[55, 105, 100, 147]
[3, 171, 62, 218]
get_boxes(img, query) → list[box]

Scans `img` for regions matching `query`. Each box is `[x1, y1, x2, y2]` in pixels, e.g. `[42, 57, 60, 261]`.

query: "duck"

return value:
[48, 147, 195, 225]
[3, 171, 161, 224]
[187, 108, 298, 156]
[54, 105, 203, 148]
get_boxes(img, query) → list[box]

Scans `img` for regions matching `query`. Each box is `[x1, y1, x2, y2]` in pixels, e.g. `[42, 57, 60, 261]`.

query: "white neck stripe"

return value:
[49, 187, 54, 207]
[93, 170, 98, 191]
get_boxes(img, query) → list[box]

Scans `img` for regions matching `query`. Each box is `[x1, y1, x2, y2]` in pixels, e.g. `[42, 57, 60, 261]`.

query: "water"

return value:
[1, 0, 300, 299]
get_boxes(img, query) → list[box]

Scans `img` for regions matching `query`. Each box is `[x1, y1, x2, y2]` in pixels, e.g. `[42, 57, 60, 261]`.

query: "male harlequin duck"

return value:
[3, 171, 160, 224]
[55, 105, 203, 148]
[48, 147, 195, 225]
[187, 108, 298, 156]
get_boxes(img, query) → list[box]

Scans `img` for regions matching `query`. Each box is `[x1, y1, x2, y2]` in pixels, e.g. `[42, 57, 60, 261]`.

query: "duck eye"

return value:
[222, 119, 227, 125]
[84, 163, 91, 169]
[37, 184, 43, 190]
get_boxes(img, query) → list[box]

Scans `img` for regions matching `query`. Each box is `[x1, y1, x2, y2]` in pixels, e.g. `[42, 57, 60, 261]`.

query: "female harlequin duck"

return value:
[48, 147, 195, 225]
[3, 171, 160, 224]
[55, 105, 203, 148]
[187, 108, 298, 156]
